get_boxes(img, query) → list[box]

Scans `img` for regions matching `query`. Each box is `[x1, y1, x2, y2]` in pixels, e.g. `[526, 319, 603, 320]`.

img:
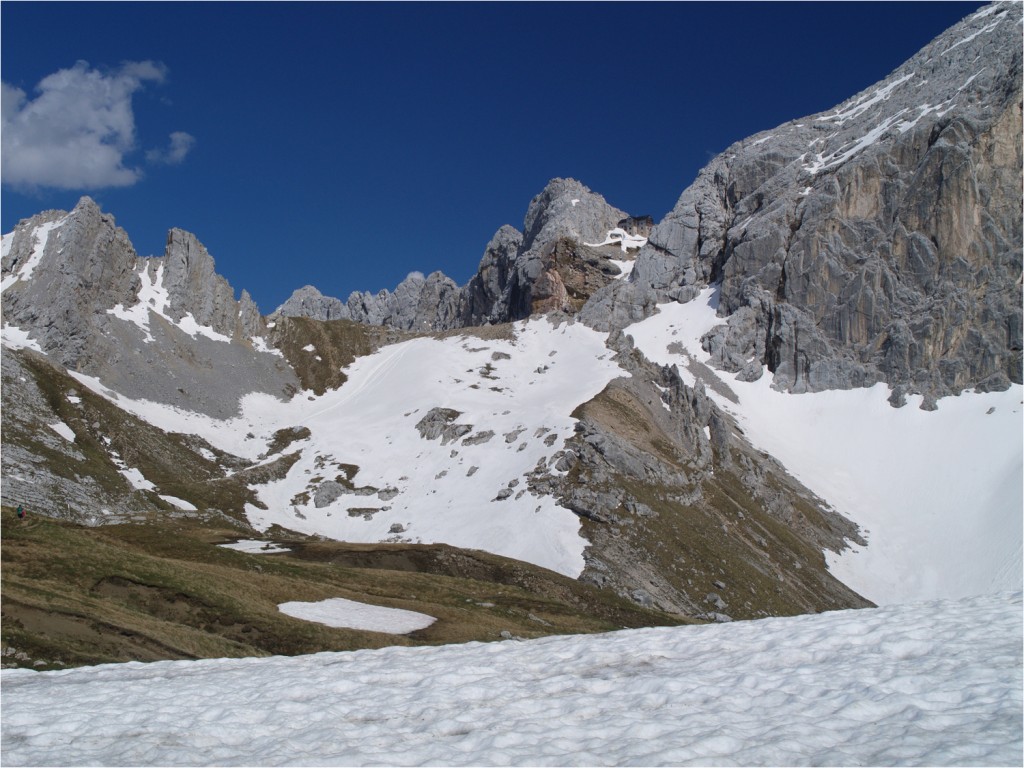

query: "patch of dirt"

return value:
[2, 598, 192, 664]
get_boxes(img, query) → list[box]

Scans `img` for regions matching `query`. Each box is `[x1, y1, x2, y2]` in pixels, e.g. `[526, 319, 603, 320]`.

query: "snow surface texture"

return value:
[68, 317, 625, 577]
[625, 288, 1024, 606]
[3, 592, 1020, 767]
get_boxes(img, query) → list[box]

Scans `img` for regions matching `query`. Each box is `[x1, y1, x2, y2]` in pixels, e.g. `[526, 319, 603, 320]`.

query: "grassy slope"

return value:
[0, 506, 691, 671]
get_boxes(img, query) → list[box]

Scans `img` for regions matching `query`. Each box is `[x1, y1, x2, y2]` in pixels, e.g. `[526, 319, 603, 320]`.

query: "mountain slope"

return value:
[1, 2, 1020, 667]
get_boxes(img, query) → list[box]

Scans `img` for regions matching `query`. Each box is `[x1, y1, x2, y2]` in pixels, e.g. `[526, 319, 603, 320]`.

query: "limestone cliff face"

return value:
[162, 229, 264, 340]
[0, 197, 297, 418]
[1, 198, 139, 369]
[583, 2, 1023, 405]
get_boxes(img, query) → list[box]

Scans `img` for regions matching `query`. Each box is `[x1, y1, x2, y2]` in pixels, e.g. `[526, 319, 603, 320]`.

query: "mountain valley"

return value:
[1, 2, 1021, 672]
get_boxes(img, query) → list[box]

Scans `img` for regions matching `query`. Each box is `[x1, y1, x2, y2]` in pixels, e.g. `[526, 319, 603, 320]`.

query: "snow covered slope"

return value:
[3, 591, 1020, 766]
[69, 317, 625, 576]
[625, 288, 1024, 605]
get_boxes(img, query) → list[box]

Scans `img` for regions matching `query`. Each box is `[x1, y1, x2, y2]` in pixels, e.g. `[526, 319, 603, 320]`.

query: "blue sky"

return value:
[2, 2, 983, 314]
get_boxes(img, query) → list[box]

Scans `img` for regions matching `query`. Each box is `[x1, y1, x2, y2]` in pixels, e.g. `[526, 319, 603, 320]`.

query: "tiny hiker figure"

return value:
[16, 505, 24, 520]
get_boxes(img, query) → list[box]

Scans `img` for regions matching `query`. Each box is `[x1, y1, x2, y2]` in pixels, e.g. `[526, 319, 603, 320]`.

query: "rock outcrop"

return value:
[583, 2, 1023, 406]
[277, 178, 639, 331]
[1, 197, 298, 418]
[527, 332, 870, 618]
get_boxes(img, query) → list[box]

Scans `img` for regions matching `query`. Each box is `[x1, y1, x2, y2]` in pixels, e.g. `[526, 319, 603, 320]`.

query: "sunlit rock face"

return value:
[584, 2, 1022, 406]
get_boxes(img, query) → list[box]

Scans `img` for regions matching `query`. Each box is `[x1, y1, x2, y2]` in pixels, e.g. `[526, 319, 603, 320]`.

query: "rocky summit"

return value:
[0, 3, 1020, 669]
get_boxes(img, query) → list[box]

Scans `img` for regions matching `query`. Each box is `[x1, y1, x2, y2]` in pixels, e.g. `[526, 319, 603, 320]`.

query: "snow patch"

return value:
[805, 109, 913, 175]
[816, 72, 915, 125]
[278, 597, 436, 634]
[610, 259, 635, 280]
[251, 336, 282, 356]
[584, 227, 647, 252]
[0, 218, 65, 294]
[159, 495, 197, 511]
[1, 324, 43, 352]
[944, 17, 1004, 55]
[219, 539, 291, 554]
[47, 421, 76, 442]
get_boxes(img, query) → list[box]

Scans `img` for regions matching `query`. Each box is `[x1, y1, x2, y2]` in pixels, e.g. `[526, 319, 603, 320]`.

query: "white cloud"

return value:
[147, 131, 196, 165]
[1, 60, 190, 190]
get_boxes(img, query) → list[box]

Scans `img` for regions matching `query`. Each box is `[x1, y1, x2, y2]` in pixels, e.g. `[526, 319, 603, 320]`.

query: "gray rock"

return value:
[277, 177, 636, 330]
[0, 197, 296, 419]
[583, 3, 1023, 405]
[276, 285, 348, 321]
[462, 430, 495, 446]
[314, 481, 346, 508]
[705, 592, 727, 610]
[415, 407, 472, 444]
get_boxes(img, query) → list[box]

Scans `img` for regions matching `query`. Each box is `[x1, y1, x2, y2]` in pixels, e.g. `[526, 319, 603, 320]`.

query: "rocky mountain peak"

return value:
[277, 177, 641, 331]
[1, 199, 296, 418]
[276, 285, 347, 321]
[161, 227, 250, 337]
[521, 177, 628, 253]
[1, 194, 139, 367]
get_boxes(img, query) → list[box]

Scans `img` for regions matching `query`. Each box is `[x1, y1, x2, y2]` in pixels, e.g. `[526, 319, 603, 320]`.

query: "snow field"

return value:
[625, 287, 1024, 605]
[67, 317, 627, 577]
[2, 591, 1019, 766]
[244, 318, 625, 576]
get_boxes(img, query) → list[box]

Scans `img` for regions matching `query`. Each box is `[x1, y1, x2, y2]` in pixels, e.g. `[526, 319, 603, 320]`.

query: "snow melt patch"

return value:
[805, 109, 910, 175]
[944, 17, 1004, 55]
[816, 72, 915, 125]
[610, 258, 636, 280]
[585, 227, 647, 252]
[2, 591, 1019, 767]
[219, 539, 292, 554]
[159, 495, 197, 511]
[625, 287, 1023, 606]
[0, 323, 43, 354]
[47, 421, 76, 442]
[0, 218, 64, 294]
[107, 263, 232, 344]
[278, 597, 436, 634]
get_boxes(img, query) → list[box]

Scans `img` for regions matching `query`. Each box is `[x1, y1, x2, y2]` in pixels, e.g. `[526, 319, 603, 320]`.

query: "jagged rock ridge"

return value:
[1, 197, 297, 418]
[277, 178, 646, 330]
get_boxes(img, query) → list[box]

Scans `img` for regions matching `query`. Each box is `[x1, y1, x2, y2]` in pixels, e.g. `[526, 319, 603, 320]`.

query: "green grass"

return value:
[1, 506, 690, 671]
